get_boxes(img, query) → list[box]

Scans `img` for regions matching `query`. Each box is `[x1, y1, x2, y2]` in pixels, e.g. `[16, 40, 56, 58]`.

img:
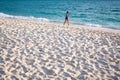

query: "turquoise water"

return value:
[0, 0, 120, 30]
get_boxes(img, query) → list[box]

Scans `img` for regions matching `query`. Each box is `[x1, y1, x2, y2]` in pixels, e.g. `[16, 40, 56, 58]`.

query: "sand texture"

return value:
[0, 18, 120, 80]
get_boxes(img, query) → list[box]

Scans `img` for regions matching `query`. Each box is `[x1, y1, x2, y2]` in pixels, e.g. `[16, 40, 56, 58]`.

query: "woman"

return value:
[64, 11, 69, 26]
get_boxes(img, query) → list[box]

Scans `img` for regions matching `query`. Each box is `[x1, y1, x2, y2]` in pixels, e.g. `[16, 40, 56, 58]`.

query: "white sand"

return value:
[0, 18, 120, 80]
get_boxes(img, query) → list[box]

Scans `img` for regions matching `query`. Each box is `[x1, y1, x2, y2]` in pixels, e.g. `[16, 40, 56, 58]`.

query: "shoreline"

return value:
[0, 17, 120, 35]
[0, 17, 120, 79]
[0, 12, 120, 31]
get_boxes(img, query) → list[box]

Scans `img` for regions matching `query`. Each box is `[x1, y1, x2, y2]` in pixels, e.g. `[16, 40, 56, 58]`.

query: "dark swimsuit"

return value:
[65, 16, 68, 20]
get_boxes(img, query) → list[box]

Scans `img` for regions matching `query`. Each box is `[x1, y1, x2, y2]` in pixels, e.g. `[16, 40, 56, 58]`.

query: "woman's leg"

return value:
[64, 19, 67, 25]
[66, 20, 69, 26]
[67, 20, 69, 26]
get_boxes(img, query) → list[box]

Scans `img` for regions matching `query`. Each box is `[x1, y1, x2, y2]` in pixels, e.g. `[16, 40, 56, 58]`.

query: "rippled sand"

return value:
[0, 18, 120, 80]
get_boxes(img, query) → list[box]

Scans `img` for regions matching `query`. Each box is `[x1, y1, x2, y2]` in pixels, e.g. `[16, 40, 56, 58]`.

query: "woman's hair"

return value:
[66, 11, 69, 13]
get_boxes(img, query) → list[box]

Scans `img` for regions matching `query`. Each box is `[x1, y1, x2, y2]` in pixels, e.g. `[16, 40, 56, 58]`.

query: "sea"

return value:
[0, 0, 120, 30]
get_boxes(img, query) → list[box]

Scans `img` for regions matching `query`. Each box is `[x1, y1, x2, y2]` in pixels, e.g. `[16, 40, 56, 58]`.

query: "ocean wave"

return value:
[0, 13, 49, 22]
[84, 23, 102, 28]
[84, 23, 119, 30]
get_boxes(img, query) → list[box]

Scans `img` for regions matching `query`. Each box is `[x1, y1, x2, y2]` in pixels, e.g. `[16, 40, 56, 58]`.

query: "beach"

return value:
[0, 17, 120, 80]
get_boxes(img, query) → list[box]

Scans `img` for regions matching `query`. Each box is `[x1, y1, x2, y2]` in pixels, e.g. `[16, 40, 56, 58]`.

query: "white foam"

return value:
[85, 23, 102, 28]
[0, 12, 49, 22]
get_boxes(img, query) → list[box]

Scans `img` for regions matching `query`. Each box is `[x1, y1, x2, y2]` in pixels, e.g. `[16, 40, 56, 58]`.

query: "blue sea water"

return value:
[0, 0, 120, 30]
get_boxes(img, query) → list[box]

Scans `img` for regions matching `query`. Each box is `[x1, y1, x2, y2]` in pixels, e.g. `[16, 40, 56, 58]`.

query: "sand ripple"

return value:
[0, 18, 120, 80]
